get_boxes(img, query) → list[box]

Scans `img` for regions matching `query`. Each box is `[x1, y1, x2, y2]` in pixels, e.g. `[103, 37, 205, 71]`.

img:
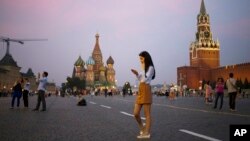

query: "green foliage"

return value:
[123, 82, 131, 90]
[61, 83, 67, 93]
[202, 79, 206, 90]
[243, 78, 249, 89]
[66, 77, 86, 91]
[236, 78, 243, 89]
[211, 81, 216, 89]
[123, 82, 132, 94]
[101, 81, 109, 87]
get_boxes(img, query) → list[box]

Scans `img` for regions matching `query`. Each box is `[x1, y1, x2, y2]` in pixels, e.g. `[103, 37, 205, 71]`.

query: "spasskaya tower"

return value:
[190, 0, 220, 69]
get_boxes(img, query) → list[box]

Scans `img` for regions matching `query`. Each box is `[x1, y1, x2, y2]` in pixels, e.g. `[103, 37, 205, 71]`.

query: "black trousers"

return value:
[229, 92, 237, 110]
[23, 90, 29, 107]
[11, 91, 22, 107]
[35, 90, 46, 110]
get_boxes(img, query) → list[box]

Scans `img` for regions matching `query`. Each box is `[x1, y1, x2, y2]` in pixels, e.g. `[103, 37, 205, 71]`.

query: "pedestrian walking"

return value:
[131, 51, 155, 139]
[33, 71, 48, 112]
[242, 91, 246, 98]
[169, 84, 175, 100]
[204, 81, 212, 104]
[226, 73, 237, 111]
[90, 88, 95, 98]
[122, 88, 126, 97]
[104, 87, 108, 97]
[23, 78, 30, 108]
[10, 77, 23, 109]
[213, 77, 224, 110]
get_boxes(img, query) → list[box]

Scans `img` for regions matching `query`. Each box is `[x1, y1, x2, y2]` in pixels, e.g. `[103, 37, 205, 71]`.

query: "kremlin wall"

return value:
[177, 0, 250, 90]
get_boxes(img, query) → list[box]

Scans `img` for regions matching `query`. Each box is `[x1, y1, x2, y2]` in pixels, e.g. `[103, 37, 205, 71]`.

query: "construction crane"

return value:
[0, 37, 47, 55]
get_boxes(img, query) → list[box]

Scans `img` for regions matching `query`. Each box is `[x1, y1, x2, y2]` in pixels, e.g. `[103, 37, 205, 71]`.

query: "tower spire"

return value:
[93, 33, 101, 55]
[95, 33, 99, 45]
[200, 0, 206, 15]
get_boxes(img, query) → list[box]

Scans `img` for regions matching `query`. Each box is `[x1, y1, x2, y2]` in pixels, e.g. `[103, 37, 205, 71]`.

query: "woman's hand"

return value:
[131, 69, 138, 76]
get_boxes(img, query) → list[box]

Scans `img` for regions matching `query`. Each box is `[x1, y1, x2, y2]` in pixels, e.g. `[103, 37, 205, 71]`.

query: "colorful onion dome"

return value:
[86, 56, 95, 65]
[106, 56, 114, 65]
[74, 56, 85, 66]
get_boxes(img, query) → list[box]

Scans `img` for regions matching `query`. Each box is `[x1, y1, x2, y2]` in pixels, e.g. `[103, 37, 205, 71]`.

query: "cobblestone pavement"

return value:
[0, 95, 250, 141]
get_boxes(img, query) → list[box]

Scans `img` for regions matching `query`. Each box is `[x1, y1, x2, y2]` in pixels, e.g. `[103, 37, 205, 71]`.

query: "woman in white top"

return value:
[131, 51, 155, 139]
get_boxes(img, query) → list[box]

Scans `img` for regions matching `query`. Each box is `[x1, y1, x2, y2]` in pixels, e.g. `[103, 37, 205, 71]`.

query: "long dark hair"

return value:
[139, 51, 155, 80]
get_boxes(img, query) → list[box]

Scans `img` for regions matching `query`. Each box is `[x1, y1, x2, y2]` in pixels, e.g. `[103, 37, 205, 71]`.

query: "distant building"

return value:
[20, 68, 37, 91]
[72, 33, 116, 89]
[0, 52, 21, 92]
[46, 82, 56, 94]
[177, 0, 250, 89]
[0, 50, 55, 93]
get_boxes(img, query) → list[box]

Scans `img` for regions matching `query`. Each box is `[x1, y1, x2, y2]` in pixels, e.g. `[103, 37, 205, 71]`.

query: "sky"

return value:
[0, 0, 250, 87]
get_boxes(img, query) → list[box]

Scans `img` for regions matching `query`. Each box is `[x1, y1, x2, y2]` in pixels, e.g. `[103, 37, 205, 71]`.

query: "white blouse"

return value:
[137, 66, 155, 84]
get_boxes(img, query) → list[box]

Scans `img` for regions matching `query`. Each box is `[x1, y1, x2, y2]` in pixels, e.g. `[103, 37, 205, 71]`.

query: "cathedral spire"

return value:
[93, 33, 101, 55]
[200, 0, 206, 15]
[95, 33, 99, 45]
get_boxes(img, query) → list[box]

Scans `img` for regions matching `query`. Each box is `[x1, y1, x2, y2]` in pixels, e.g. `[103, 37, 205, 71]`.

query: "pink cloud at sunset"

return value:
[0, 0, 250, 86]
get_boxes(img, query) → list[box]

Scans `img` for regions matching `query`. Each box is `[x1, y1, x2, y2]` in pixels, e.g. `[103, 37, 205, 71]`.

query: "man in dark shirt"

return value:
[10, 77, 23, 109]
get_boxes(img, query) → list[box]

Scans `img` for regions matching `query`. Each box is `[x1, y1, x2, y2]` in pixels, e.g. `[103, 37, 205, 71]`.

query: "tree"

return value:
[102, 81, 109, 88]
[202, 79, 206, 90]
[66, 77, 86, 92]
[243, 78, 249, 89]
[236, 78, 243, 89]
[211, 81, 216, 90]
[61, 82, 67, 93]
[123, 82, 132, 95]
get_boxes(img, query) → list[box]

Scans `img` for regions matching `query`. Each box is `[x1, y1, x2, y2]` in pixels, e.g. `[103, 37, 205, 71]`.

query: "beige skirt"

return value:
[136, 82, 152, 104]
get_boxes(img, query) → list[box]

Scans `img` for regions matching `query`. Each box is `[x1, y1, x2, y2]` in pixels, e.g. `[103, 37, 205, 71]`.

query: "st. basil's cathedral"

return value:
[72, 33, 116, 88]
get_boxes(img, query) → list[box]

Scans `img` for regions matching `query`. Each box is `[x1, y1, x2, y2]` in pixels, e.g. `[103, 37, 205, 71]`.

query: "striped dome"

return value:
[86, 56, 95, 65]
[74, 56, 85, 66]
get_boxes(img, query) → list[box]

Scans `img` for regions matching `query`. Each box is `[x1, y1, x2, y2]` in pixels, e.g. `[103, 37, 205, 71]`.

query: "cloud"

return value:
[0, 0, 197, 39]
[216, 18, 250, 39]
[1, 0, 249, 86]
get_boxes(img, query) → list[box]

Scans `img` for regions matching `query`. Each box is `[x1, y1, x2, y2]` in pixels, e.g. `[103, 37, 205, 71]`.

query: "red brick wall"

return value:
[177, 66, 202, 89]
[190, 49, 220, 69]
[211, 63, 250, 82]
[177, 63, 250, 90]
